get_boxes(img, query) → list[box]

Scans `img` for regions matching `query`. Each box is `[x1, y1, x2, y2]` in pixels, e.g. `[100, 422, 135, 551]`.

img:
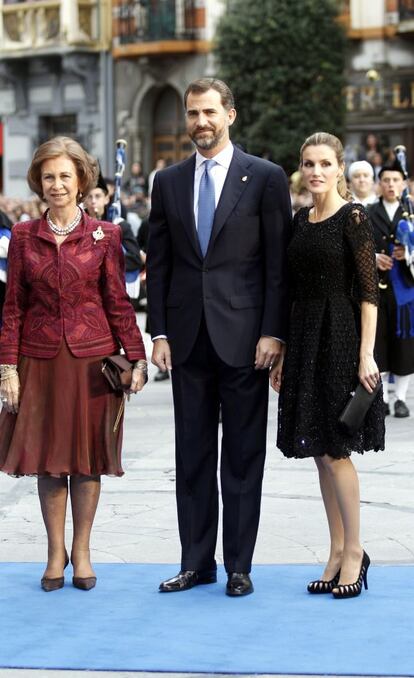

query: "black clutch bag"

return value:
[338, 381, 381, 436]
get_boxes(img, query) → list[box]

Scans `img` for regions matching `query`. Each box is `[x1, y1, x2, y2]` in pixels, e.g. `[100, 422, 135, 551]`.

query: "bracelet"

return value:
[134, 360, 148, 372]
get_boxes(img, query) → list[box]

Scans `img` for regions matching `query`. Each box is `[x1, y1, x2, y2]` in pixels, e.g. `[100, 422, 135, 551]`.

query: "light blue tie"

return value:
[197, 159, 216, 257]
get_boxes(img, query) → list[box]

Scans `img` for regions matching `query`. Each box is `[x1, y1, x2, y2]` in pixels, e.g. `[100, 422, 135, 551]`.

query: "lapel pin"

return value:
[241, 176, 248, 182]
[92, 225, 105, 244]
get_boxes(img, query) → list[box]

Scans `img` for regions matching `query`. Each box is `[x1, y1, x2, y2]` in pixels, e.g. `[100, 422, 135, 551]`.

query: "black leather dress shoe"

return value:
[159, 569, 217, 592]
[394, 399, 410, 418]
[226, 572, 253, 597]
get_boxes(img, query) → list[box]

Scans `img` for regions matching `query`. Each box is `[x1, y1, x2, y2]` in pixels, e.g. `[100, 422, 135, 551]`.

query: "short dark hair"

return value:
[378, 158, 405, 180]
[184, 78, 235, 111]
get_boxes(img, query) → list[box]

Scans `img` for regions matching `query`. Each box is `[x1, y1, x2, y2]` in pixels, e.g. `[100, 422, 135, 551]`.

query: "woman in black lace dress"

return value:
[272, 133, 385, 599]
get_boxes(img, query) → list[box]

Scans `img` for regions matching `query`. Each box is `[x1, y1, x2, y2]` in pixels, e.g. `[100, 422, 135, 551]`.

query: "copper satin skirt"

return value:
[0, 341, 124, 477]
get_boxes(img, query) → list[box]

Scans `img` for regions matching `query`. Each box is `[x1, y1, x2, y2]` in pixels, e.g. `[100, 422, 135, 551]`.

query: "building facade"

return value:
[1, 1, 413, 194]
[113, 0, 414, 175]
[340, 0, 414, 164]
[112, 0, 224, 173]
[0, 0, 113, 196]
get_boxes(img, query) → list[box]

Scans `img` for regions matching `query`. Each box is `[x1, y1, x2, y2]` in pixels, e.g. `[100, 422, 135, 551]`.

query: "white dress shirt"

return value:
[382, 199, 399, 222]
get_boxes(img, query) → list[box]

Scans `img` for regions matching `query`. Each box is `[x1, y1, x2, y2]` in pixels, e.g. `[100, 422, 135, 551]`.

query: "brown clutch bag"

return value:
[101, 355, 133, 433]
[101, 355, 133, 393]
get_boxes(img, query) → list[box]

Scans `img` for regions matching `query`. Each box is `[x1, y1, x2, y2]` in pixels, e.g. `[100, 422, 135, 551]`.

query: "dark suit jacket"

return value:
[146, 146, 292, 367]
[0, 210, 12, 230]
[100, 207, 142, 272]
[368, 198, 413, 288]
[0, 212, 145, 364]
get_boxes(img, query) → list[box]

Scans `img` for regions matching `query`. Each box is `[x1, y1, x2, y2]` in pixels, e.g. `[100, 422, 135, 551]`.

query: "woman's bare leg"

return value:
[70, 475, 101, 578]
[314, 457, 344, 580]
[319, 455, 363, 586]
[38, 476, 68, 578]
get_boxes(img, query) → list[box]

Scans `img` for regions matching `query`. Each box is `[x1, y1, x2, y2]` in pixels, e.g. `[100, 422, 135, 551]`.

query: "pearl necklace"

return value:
[47, 207, 82, 236]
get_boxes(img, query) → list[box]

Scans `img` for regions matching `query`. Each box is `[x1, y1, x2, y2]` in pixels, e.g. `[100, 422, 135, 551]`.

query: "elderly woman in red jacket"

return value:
[0, 137, 147, 591]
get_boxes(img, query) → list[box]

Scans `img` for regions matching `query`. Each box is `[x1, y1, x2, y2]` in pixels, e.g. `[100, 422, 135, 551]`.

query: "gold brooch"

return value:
[92, 225, 105, 244]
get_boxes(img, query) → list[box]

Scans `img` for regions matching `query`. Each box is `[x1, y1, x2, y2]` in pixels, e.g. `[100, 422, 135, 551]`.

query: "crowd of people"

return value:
[0, 78, 412, 601]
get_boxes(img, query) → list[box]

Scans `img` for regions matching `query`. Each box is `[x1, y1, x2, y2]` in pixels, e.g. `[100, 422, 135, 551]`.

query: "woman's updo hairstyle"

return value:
[27, 136, 99, 202]
[299, 132, 353, 202]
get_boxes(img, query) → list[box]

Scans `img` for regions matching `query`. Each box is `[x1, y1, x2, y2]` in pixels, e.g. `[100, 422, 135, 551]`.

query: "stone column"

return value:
[60, 0, 89, 44]
[176, 0, 184, 38]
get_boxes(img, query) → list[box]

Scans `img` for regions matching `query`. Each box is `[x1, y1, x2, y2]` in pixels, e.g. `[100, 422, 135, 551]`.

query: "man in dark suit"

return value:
[146, 78, 291, 596]
[368, 160, 414, 418]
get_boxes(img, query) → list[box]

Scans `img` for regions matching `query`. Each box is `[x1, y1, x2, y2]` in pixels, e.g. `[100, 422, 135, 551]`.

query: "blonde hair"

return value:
[27, 136, 99, 202]
[300, 132, 352, 202]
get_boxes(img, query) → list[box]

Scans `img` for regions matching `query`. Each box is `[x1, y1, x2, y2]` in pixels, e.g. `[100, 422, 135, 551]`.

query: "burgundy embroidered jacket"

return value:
[0, 212, 146, 364]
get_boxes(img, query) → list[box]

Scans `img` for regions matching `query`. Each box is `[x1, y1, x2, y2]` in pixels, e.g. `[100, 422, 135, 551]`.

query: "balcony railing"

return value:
[113, 0, 201, 46]
[0, 0, 110, 55]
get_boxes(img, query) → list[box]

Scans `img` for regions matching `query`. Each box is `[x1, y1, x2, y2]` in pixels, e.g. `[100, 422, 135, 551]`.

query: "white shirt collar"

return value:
[383, 198, 399, 208]
[195, 142, 234, 171]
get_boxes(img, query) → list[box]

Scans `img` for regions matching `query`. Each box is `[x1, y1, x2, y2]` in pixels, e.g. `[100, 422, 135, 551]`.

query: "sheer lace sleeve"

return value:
[344, 204, 379, 306]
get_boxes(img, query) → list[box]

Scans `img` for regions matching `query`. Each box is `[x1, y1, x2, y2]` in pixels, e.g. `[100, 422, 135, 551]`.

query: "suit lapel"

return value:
[176, 154, 202, 258]
[206, 148, 252, 256]
[374, 201, 394, 237]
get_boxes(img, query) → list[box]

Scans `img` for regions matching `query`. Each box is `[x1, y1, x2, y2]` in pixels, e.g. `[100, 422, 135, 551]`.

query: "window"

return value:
[38, 115, 77, 145]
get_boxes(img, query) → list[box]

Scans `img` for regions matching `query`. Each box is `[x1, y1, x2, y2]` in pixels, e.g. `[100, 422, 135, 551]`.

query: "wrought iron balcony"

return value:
[113, 0, 201, 48]
[0, 0, 110, 56]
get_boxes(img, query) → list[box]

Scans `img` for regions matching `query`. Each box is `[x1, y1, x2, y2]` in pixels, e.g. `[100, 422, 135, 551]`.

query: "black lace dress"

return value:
[277, 203, 385, 459]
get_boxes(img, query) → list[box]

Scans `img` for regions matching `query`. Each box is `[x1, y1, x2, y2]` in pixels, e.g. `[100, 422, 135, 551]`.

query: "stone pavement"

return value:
[0, 314, 413, 677]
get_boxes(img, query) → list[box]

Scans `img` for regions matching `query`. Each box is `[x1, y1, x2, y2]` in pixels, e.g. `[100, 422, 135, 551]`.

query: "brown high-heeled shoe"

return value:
[41, 551, 69, 592]
[72, 575, 97, 591]
[71, 552, 97, 591]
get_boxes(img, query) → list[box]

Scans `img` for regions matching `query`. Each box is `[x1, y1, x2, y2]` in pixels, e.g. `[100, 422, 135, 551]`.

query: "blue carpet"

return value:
[0, 563, 413, 675]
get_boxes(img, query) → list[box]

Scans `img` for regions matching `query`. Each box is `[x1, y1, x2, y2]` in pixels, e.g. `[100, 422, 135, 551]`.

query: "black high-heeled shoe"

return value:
[332, 551, 370, 599]
[41, 550, 69, 592]
[307, 570, 340, 594]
